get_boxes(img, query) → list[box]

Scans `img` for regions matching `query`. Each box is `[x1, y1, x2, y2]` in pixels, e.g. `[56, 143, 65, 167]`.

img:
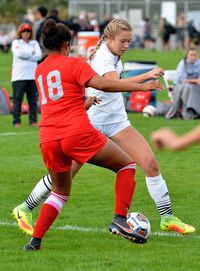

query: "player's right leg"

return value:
[111, 125, 195, 235]
[88, 139, 146, 244]
[13, 162, 82, 235]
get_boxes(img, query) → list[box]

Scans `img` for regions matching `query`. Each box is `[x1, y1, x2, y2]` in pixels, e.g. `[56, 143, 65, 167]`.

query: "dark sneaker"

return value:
[24, 237, 42, 251]
[109, 215, 147, 244]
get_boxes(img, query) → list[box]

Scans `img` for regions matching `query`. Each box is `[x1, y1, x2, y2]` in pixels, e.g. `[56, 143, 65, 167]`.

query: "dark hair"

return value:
[184, 47, 197, 75]
[185, 47, 197, 59]
[42, 19, 72, 50]
[38, 6, 48, 17]
[50, 8, 58, 17]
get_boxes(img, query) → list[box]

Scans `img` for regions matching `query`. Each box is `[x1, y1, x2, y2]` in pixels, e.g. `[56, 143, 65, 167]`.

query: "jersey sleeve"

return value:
[91, 51, 116, 76]
[72, 58, 97, 86]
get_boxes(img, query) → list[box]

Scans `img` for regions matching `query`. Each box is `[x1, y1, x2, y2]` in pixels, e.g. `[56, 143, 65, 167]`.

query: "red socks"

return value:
[32, 163, 136, 239]
[33, 192, 68, 239]
[114, 163, 136, 217]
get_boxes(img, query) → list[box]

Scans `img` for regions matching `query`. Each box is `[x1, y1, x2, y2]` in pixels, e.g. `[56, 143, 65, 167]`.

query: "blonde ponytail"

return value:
[87, 34, 106, 61]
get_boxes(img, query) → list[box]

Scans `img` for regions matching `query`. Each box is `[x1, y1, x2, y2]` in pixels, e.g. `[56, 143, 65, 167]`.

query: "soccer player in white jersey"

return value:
[13, 19, 195, 236]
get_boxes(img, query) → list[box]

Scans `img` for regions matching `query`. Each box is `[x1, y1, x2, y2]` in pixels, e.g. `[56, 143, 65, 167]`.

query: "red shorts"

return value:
[40, 130, 107, 172]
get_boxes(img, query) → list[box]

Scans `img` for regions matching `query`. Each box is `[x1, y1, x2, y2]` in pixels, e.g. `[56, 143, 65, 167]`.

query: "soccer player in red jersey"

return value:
[23, 19, 163, 250]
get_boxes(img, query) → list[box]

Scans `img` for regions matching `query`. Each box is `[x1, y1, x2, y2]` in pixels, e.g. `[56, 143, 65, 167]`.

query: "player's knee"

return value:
[143, 157, 159, 175]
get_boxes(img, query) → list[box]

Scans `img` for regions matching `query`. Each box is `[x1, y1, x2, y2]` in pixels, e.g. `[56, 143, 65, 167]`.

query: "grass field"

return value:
[0, 50, 200, 271]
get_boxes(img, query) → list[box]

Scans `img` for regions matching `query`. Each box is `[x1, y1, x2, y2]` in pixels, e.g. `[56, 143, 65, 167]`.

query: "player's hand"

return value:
[85, 96, 102, 110]
[185, 79, 198, 84]
[143, 80, 164, 91]
[147, 67, 164, 79]
[151, 128, 179, 150]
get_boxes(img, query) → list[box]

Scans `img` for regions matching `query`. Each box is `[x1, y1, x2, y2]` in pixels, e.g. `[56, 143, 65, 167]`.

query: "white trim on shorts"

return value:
[93, 120, 131, 138]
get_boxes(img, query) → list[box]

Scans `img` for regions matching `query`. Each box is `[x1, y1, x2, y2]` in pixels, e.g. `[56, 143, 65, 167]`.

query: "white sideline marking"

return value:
[0, 221, 199, 239]
[0, 132, 35, 136]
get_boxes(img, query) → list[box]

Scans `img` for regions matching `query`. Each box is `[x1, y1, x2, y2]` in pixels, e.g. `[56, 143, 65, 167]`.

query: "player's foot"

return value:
[109, 215, 147, 244]
[12, 205, 33, 235]
[24, 237, 41, 251]
[14, 123, 21, 127]
[160, 216, 195, 234]
[30, 122, 38, 127]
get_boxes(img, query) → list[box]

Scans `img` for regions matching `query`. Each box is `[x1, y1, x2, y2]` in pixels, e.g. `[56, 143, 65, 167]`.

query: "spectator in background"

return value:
[88, 13, 99, 32]
[166, 48, 200, 119]
[140, 18, 155, 50]
[159, 16, 176, 50]
[99, 15, 112, 35]
[78, 14, 93, 31]
[187, 20, 200, 48]
[176, 14, 186, 50]
[33, 6, 48, 43]
[0, 30, 10, 52]
[66, 16, 80, 44]
[11, 23, 42, 127]
[176, 48, 200, 84]
[47, 8, 65, 24]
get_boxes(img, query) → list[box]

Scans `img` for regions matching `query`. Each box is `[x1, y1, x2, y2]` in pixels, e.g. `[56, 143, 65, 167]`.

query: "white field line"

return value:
[0, 124, 197, 137]
[0, 125, 197, 136]
[0, 221, 199, 239]
[0, 131, 35, 136]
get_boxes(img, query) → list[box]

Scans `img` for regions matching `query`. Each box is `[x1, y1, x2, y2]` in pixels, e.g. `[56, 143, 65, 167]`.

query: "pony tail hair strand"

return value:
[87, 34, 105, 61]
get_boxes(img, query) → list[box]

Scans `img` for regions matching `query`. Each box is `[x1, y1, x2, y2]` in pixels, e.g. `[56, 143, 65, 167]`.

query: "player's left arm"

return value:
[121, 67, 164, 83]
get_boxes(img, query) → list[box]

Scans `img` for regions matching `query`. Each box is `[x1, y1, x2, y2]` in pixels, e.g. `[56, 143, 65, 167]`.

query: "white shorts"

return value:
[92, 120, 131, 138]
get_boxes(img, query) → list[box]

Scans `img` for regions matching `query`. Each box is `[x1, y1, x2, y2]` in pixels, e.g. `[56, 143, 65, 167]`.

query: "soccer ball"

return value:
[142, 105, 156, 117]
[127, 212, 151, 239]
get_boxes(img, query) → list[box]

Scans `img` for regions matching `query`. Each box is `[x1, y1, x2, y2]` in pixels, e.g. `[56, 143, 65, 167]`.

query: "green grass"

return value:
[0, 50, 200, 270]
[0, 114, 200, 271]
[123, 49, 185, 70]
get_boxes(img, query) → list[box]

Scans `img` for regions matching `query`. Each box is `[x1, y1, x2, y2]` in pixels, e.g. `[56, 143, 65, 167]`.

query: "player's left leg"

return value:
[24, 170, 71, 250]
[13, 162, 82, 235]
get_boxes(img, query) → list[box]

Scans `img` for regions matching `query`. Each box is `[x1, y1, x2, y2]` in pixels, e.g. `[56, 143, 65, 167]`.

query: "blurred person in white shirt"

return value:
[11, 23, 42, 127]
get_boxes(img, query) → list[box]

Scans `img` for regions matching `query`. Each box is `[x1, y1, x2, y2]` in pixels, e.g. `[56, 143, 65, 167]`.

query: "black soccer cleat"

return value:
[24, 237, 42, 251]
[109, 215, 147, 244]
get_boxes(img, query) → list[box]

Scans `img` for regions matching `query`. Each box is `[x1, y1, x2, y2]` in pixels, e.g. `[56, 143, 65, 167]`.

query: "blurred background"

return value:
[0, 0, 200, 52]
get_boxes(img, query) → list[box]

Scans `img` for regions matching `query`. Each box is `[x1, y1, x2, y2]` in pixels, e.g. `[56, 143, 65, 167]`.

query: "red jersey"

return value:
[35, 54, 97, 143]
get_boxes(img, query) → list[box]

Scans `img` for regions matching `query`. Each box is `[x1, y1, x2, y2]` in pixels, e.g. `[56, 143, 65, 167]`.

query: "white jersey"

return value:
[87, 43, 128, 125]
[11, 39, 42, 82]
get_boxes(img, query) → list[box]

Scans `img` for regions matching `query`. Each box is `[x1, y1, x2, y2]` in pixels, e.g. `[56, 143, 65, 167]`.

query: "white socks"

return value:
[145, 174, 173, 217]
[25, 174, 52, 210]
